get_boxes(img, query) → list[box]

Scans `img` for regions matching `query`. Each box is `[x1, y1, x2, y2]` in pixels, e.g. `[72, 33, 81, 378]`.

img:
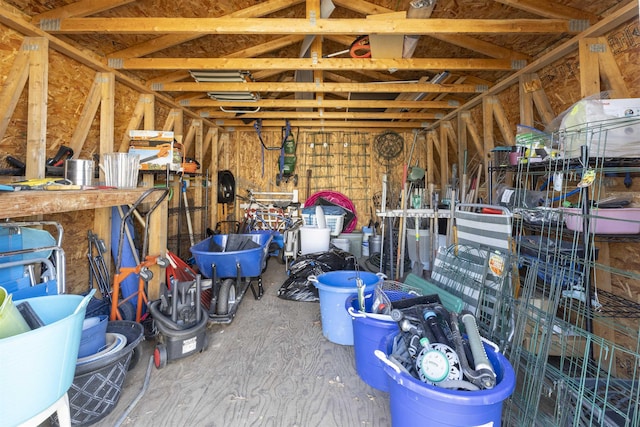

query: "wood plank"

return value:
[117, 95, 146, 153]
[142, 93, 155, 130]
[105, 0, 305, 59]
[0, 4, 219, 129]
[596, 36, 631, 98]
[0, 188, 165, 219]
[182, 121, 197, 158]
[0, 49, 29, 140]
[457, 113, 468, 202]
[492, 98, 516, 146]
[461, 113, 484, 159]
[33, 0, 135, 21]
[430, 34, 531, 60]
[334, 0, 532, 62]
[128, 57, 515, 72]
[210, 128, 220, 229]
[580, 38, 602, 98]
[186, 99, 458, 109]
[192, 119, 204, 240]
[494, 0, 599, 23]
[201, 111, 440, 120]
[26, 37, 48, 180]
[211, 119, 428, 129]
[443, 121, 458, 160]
[528, 73, 556, 126]
[427, 130, 441, 185]
[69, 73, 102, 157]
[439, 125, 449, 187]
[483, 97, 496, 193]
[435, 1, 639, 125]
[519, 74, 535, 126]
[156, 81, 486, 93]
[49, 17, 580, 35]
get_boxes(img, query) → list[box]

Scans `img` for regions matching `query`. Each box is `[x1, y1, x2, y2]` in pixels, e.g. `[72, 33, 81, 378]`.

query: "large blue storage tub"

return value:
[190, 233, 273, 279]
[308, 271, 383, 345]
[377, 331, 516, 427]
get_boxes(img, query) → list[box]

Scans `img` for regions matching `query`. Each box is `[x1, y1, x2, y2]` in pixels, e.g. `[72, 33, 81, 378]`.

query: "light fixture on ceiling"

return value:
[189, 70, 260, 113]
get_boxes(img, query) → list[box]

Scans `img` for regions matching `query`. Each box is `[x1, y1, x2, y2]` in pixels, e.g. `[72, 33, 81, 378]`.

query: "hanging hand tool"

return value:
[46, 145, 74, 167]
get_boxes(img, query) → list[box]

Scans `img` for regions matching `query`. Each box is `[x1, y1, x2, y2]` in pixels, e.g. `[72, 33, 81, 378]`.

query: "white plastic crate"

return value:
[302, 213, 344, 236]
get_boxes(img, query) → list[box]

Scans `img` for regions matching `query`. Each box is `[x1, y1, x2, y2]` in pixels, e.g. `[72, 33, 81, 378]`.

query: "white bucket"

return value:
[330, 238, 350, 252]
[300, 227, 331, 255]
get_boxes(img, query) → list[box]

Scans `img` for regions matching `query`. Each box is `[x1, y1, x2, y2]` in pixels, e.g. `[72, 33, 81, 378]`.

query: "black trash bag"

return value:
[277, 248, 357, 302]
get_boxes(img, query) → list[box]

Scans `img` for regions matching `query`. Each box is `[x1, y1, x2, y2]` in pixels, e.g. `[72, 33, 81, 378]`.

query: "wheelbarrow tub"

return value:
[190, 233, 273, 279]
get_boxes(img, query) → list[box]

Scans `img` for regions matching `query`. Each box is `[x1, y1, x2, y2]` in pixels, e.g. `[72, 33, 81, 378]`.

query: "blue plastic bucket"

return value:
[377, 331, 516, 427]
[78, 314, 108, 358]
[0, 292, 92, 426]
[347, 291, 416, 392]
[308, 271, 382, 345]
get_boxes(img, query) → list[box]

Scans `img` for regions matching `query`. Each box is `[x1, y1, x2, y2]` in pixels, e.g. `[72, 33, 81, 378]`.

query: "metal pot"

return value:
[64, 159, 94, 186]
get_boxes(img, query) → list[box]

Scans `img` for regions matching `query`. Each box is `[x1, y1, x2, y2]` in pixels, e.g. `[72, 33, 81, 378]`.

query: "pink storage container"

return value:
[563, 208, 640, 234]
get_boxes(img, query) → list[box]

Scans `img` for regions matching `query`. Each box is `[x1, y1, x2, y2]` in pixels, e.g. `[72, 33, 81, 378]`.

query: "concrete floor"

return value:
[85, 258, 392, 427]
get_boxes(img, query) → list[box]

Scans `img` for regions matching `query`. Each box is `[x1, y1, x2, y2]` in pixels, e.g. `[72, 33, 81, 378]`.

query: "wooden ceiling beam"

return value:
[495, 0, 599, 24]
[159, 81, 484, 93]
[146, 35, 304, 87]
[215, 119, 428, 129]
[118, 57, 518, 71]
[33, 0, 135, 22]
[331, 0, 393, 16]
[182, 99, 458, 109]
[200, 111, 440, 120]
[105, 0, 305, 59]
[429, 34, 531, 60]
[44, 17, 585, 35]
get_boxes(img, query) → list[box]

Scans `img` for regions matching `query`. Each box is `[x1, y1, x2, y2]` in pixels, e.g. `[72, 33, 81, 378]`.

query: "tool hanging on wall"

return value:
[46, 145, 74, 167]
[276, 121, 298, 186]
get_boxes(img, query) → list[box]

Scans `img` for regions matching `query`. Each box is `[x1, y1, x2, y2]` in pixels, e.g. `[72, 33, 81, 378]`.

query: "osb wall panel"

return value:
[231, 129, 423, 231]
[457, 18, 640, 341]
[0, 24, 181, 294]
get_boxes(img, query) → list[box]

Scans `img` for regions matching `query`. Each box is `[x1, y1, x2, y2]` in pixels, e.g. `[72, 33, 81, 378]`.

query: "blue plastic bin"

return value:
[0, 293, 92, 426]
[190, 233, 273, 279]
[308, 271, 382, 345]
[346, 291, 415, 391]
[377, 331, 516, 427]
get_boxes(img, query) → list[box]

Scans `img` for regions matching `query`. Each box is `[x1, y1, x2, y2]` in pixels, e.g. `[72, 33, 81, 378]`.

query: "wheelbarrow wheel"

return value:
[275, 174, 281, 186]
[128, 345, 142, 370]
[216, 278, 236, 315]
[154, 343, 167, 369]
[293, 174, 298, 186]
[118, 301, 136, 321]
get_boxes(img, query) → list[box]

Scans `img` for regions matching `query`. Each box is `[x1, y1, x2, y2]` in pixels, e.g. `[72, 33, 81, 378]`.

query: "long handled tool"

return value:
[182, 179, 196, 247]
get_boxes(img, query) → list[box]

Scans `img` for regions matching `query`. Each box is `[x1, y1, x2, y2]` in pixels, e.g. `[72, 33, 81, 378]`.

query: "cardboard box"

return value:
[520, 298, 588, 357]
[128, 130, 182, 171]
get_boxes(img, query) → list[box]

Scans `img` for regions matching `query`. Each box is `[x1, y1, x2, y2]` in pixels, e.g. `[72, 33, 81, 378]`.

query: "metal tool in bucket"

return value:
[355, 264, 365, 312]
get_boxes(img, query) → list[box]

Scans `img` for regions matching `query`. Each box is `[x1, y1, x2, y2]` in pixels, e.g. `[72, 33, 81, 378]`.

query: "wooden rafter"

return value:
[44, 17, 584, 35]
[199, 111, 439, 120]
[183, 99, 458, 109]
[0, 48, 29, 140]
[119, 57, 517, 71]
[331, 0, 534, 61]
[33, 0, 135, 22]
[105, 0, 305, 59]
[494, 0, 599, 24]
[156, 81, 484, 93]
